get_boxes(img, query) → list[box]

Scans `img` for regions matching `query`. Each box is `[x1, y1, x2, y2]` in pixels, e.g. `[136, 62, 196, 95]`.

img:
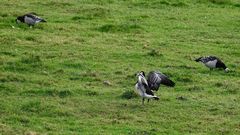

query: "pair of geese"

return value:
[15, 13, 230, 105]
[135, 56, 229, 105]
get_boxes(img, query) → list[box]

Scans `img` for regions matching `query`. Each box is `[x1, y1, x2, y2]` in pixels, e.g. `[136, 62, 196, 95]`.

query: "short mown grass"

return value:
[0, 0, 240, 134]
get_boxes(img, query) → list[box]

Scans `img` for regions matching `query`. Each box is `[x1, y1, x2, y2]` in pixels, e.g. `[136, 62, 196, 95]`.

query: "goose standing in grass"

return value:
[135, 71, 159, 105]
[16, 13, 46, 27]
[135, 71, 175, 105]
[195, 56, 229, 72]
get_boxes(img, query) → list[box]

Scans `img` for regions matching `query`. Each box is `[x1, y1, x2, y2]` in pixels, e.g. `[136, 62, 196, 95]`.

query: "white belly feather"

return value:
[24, 16, 36, 25]
[135, 83, 156, 99]
[135, 83, 143, 97]
[204, 59, 217, 68]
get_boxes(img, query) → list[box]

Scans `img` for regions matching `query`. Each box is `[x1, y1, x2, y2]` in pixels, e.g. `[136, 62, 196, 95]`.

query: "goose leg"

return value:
[142, 98, 145, 105]
[210, 68, 213, 74]
[147, 99, 150, 103]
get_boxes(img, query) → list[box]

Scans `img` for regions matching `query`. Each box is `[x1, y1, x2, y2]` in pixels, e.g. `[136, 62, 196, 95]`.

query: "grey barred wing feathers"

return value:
[202, 56, 218, 63]
[155, 72, 175, 87]
[25, 14, 46, 23]
[195, 56, 217, 63]
[147, 71, 175, 91]
[147, 71, 162, 91]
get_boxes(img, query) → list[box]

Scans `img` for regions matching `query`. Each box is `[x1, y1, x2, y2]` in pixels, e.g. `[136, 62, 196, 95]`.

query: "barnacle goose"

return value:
[195, 56, 229, 72]
[135, 71, 175, 104]
[135, 71, 159, 105]
[16, 13, 46, 26]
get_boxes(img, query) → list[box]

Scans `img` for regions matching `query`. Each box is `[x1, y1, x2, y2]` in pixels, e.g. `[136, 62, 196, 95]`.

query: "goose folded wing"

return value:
[204, 56, 218, 62]
[26, 14, 46, 22]
[25, 14, 38, 20]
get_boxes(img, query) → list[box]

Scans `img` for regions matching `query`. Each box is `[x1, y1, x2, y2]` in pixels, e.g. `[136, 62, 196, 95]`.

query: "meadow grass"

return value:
[0, 0, 240, 134]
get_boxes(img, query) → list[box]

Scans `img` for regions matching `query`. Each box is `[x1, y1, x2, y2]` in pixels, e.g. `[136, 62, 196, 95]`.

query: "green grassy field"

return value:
[1, 0, 240, 134]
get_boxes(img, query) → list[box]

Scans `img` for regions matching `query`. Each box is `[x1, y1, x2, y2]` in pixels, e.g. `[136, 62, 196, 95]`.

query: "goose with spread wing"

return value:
[135, 71, 159, 105]
[135, 71, 175, 105]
